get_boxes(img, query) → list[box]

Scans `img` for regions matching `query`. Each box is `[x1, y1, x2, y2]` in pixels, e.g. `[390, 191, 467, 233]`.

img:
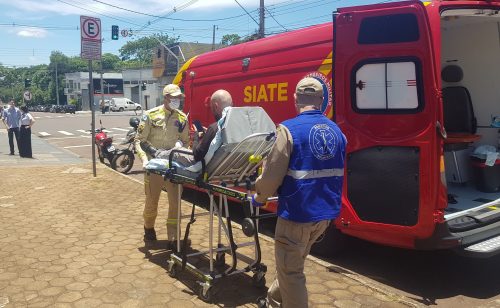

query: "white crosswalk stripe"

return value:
[39, 132, 51, 137]
[76, 129, 90, 134]
[111, 127, 130, 132]
[58, 131, 74, 136]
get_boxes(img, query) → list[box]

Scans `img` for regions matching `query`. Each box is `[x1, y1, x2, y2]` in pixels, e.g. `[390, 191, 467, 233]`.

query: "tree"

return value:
[119, 33, 179, 64]
[221, 34, 242, 46]
[101, 53, 122, 70]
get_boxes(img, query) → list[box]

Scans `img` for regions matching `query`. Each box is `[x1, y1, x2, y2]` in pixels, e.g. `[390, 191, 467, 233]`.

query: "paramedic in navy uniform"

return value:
[252, 77, 347, 308]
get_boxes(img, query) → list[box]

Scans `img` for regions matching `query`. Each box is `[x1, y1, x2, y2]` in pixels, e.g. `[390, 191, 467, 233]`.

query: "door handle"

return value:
[436, 121, 447, 139]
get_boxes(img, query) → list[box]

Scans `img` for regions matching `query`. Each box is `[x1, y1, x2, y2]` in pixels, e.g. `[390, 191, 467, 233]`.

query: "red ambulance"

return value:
[173, 0, 500, 257]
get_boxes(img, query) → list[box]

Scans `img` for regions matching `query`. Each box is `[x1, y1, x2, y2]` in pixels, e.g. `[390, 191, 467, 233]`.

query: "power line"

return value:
[264, 6, 287, 32]
[90, 0, 249, 22]
[136, 0, 198, 33]
[233, 0, 260, 26]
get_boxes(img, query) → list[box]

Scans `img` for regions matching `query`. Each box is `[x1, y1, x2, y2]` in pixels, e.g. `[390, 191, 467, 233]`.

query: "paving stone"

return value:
[56, 291, 82, 302]
[0, 165, 416, 307]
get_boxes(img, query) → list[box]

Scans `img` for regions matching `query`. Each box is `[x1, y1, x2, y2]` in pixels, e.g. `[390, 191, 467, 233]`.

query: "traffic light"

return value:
[141, 82, 146, 91]
[111, 25, 119, 40]
[24, 79, 31, 88]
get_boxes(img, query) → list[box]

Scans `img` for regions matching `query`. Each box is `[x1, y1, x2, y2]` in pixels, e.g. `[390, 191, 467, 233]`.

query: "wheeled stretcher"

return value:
[147, 107, 277, 302]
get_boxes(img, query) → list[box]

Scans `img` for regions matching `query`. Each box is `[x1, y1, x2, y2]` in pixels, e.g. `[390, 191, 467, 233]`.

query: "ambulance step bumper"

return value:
[462, 235, 500, 258]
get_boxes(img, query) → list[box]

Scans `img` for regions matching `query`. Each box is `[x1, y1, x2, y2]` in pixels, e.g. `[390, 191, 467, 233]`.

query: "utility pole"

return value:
[259, 0, 265, 38]
[212, 25, 217, 51]
[100, 61, 105, 111]
[55, 62, 60, 105]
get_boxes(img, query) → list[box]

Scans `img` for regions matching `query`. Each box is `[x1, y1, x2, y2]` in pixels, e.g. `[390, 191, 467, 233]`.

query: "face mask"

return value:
[169, 98, 181, 110]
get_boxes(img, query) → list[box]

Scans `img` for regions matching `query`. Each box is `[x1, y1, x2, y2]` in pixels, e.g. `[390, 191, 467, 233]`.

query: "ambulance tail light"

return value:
[433, 209, 445, 224]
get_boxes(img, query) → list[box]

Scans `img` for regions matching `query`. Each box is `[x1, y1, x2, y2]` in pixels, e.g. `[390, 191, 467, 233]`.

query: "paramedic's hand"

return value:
[142, 159, 149, 169]
[251, 194, 265, 207]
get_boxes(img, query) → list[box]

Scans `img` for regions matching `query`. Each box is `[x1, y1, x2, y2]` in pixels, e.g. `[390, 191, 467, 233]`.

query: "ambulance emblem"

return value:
[309, 124, 337, 160]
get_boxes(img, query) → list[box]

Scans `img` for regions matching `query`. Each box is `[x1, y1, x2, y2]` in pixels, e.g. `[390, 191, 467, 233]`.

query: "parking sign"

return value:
[80, 16, 101, 60]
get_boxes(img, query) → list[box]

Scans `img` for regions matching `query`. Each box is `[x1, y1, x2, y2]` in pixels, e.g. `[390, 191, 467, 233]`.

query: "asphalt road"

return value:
[31, 110, 500, 308]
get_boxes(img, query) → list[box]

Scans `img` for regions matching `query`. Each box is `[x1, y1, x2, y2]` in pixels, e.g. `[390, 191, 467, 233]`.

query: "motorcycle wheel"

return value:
[97, 147, 105, 163]
[111, 151, 135, 174]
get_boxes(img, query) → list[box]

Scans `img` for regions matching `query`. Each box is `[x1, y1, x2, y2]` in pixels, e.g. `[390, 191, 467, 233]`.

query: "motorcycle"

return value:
[94, 120, 116, 166]
[111, 117, 139, 174]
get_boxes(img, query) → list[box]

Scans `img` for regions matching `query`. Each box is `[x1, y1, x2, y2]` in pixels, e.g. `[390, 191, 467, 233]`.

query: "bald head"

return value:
[210, 89, 233, 120]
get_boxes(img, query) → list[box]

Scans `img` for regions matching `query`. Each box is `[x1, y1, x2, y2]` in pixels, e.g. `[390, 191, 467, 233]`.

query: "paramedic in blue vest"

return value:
[252, 77, 347, 308]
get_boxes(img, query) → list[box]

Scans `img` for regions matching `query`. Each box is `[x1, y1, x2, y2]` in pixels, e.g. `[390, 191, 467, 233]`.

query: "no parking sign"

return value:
[80, 16, 101, 60]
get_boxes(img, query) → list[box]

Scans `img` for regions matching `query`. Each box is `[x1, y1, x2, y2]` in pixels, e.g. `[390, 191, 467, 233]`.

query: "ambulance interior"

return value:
[440, 8, 500, 217]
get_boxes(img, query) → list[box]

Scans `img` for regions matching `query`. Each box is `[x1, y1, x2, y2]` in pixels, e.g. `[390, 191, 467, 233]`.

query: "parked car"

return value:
[63, 105, 76, 114]
[110, 98, 141, 112]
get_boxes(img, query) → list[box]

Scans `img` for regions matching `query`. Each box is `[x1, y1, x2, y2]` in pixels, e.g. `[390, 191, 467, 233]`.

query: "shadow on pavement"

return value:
[315, 236, 500, 306]
[139, 237, 267, 306]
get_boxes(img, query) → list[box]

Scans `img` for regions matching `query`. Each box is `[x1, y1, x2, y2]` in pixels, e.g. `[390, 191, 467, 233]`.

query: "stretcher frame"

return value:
[150, 132, 276, 302]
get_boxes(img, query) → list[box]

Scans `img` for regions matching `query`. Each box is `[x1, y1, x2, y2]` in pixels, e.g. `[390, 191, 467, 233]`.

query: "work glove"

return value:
[251, 194, 265, 207]
[174, 140, 183, 148]
[142, 159, 149, 169]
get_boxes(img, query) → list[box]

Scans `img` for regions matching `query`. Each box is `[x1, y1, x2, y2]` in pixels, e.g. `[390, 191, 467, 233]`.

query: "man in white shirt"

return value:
[2, 100, 22, 155]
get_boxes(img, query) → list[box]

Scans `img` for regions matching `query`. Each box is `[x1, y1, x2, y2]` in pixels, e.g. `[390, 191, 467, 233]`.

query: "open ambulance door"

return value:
[333, 1, 440, 248]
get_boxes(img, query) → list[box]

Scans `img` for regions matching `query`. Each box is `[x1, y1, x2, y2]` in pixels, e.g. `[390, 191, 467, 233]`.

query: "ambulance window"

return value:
[353, 60, 422, 113]
[358, 14, 419, 44]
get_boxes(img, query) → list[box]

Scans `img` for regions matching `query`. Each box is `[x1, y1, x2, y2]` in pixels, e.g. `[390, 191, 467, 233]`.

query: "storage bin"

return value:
[471, 156, 500, 193]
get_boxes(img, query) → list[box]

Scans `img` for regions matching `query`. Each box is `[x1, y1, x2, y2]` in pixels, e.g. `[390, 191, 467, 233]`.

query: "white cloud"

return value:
[16, 27, 48, 38]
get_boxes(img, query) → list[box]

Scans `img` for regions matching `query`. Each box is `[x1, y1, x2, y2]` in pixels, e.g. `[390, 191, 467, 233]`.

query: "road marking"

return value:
[103, 129, 111, 133]
[58, 131, 74, 136]
[57, 116, 64, 118]
[76, 129, 90, 134]
[39, 132, 51, 136]
[63, 144, 92, 149]
[44, 136, 90, 140]
[111, 127, 129, 132]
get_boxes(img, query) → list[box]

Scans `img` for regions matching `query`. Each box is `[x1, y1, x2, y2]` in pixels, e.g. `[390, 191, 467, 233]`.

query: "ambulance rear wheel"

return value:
[310, 224, 347, 257]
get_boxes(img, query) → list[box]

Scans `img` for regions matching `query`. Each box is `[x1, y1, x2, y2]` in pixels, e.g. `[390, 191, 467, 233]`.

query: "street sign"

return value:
[80, 16, 102, 60]
[23, 91, 32, 101]
[120, 29, 128, 37]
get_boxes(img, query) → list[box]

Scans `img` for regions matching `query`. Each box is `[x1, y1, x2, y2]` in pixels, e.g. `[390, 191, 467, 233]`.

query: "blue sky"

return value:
[0, 0, 392, 67]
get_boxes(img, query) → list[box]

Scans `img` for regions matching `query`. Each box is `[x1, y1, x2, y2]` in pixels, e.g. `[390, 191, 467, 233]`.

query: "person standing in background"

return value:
[19, 106, 35, 158]
[2, 100, 22, 155]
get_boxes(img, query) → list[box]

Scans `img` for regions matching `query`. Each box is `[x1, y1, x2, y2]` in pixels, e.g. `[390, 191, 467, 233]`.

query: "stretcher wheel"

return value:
[256, 296, 268, 308]
[242, 218, 255, 237]
[168, 264, 178, 278]
[198, 286, 213, 303]
[252, 272, 266, 288]
[215, 252, 225, 267]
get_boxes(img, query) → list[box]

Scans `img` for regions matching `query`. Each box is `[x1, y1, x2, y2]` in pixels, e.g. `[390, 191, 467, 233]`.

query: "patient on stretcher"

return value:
[145, 105, 276, 175]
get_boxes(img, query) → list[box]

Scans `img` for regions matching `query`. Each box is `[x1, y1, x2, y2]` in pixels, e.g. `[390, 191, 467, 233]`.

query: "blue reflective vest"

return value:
[278, 110, 346, 223]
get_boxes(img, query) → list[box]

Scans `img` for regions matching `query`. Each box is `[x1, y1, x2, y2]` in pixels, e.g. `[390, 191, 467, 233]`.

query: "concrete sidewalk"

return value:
[0, 131, 418, 307]
[0, 130, 86, 166]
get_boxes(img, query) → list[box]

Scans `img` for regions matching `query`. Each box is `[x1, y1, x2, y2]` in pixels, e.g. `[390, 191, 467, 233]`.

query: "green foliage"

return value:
[0, 33, 174, 104]
[119, 33, 179, 63]
[221, 34, 242, 46]
[68, 98, 77, 105]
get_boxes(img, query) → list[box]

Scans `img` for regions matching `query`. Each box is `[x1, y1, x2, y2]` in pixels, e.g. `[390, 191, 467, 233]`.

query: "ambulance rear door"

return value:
[334, 1, 441, 245]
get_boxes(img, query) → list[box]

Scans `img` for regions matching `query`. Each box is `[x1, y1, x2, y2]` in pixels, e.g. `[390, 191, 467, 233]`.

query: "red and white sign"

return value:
[80, 16, 101, 60]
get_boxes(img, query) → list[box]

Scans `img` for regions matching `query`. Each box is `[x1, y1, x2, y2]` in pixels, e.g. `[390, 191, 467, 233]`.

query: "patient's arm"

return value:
[192, 122, 218, 162]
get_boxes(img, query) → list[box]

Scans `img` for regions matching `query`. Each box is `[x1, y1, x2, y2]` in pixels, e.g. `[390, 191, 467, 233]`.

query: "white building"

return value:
[122, 68, 164, 110]
[63, 72, 123, 111]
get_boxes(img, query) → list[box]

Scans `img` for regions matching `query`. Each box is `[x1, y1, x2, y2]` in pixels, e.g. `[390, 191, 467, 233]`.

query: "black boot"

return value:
[144, 227, 157, 241]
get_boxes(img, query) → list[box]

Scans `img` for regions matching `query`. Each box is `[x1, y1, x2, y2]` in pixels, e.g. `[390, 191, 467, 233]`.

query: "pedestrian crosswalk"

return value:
[37, 127, 133, 138]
